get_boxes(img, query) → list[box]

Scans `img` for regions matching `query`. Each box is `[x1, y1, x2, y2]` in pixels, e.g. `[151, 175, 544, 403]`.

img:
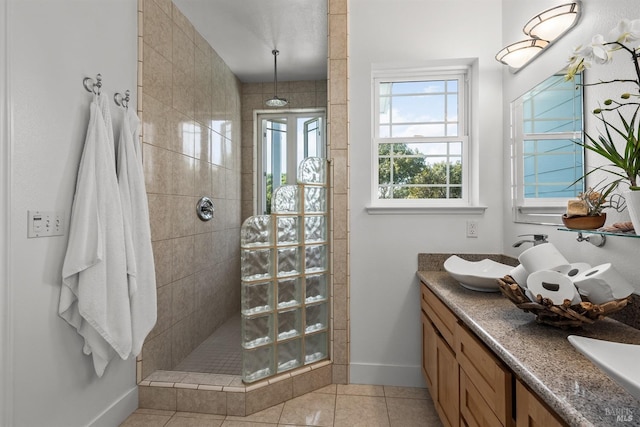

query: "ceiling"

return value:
[172, 0, 328, 83]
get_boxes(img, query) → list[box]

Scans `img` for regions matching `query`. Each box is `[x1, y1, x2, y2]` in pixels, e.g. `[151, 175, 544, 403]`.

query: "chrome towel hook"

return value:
[114, 89, 130, 109]
[83, 73, 102, 95]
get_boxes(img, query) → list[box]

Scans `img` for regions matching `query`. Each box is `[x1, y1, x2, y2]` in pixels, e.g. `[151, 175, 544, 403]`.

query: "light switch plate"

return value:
[27, 210, 64, 238]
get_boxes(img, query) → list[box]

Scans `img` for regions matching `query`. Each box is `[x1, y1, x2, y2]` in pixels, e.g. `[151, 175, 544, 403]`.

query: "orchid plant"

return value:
[565, 19, 640, 191]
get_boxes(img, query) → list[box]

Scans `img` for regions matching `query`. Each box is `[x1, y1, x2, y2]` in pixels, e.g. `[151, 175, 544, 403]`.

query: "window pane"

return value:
[404, 142, 447, 156]
[519, 73, 584, 201]
[390, 80, 445, 94]
[392, 158, 427, 184]
[392, 95, 445, 123]
[391, 124, 445, 138]
[378, 186, 392, 199]
[447, 94, 458, 120]
[379, 158, 391, 184]
[378, 78, 461, 139]
[525, 184, 581, 198]
[523, 138, 582, 198]
[449, 142, 462, 155]
[375, 74, 466, 201]
[378, 143, 392, 156]
[449, 160, 462, 184]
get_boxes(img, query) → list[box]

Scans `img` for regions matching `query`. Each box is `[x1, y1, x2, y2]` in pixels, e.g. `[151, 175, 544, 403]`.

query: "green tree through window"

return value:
[378, 143, 462, 199]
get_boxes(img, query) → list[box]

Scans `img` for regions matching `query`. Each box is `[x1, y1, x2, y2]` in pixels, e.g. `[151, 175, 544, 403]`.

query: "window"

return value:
[257, 110, 326, 214]
[512, 73, 584, 223]
[372, 68, 470, 208]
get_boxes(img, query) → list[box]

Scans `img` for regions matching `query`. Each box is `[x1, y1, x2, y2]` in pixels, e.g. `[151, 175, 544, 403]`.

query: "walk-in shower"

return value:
[240, 157, 329, 382]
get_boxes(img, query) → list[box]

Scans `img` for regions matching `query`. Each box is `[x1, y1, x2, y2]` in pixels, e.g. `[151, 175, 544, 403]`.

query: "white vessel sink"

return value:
[568, 335, 640, 401]
[443, 255, 513, 292]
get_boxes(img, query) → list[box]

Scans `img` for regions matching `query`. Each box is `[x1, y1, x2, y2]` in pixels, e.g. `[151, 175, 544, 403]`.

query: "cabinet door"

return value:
[456, 324, 511, 425]
[421, 310, 437, 394]
[436, 335, 459, 427]
[516, 380, 565, 427]
[460, 371, 503, 427]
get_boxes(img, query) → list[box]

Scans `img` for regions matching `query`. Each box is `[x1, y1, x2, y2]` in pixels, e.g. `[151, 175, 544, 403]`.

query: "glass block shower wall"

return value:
[240, 157, 329, 383]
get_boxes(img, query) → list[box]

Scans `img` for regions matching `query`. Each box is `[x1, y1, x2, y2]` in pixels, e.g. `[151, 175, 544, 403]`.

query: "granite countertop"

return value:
[417, 270, 640, 427]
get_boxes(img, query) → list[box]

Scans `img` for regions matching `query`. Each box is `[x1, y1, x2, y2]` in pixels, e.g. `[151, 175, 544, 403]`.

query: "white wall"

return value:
[4, 1, 138, 425]
[1, 0, 11, 424]
[502, 0, 640, 284]
[349, 0, 504, 386]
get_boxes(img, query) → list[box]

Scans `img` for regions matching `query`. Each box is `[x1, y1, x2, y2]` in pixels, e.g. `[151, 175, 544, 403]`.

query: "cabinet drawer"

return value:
[456, 323, 511, 426]
[460, 371, 502, 427]
[421, 283, 457, 347]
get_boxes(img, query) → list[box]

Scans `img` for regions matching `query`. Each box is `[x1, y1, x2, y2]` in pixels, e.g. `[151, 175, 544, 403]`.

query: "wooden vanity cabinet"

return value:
[421, 282, 567, 427]
[515, 380, 565, 427]
[421, 282, 460, 427]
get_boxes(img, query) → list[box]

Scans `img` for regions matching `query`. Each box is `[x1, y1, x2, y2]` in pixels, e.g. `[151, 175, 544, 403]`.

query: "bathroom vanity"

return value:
[418, 270, 640, 427]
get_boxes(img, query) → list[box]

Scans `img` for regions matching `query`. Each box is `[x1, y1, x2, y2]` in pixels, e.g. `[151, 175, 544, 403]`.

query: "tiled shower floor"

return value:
[174, 314, 242, 375]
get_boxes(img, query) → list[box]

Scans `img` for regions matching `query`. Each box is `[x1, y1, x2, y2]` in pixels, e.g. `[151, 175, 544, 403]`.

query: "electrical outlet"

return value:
[466, 220, 478, 238]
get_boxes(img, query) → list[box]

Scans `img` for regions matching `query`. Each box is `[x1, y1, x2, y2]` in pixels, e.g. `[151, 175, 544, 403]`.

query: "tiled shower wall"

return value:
[139, 0, 242, 379]
[327, 0, 350, 384]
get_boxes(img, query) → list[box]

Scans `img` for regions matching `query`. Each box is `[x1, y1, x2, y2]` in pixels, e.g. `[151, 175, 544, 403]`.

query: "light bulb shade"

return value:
[265, 96, 288, 107]
[495, 39, 549, 69]
[523, 3, 580, 41]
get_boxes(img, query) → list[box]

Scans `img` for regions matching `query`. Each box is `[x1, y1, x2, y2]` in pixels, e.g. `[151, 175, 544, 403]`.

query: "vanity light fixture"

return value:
[496, 2, 581, 71]
[524, 2, 580, 41]
[496, 39, 550, 69]
[265, 49, 288, 107]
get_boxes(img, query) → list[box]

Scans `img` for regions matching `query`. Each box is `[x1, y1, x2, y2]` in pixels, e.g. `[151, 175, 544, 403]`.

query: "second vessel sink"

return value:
[568, 335, 640, 401]
[443, 255, 513, 292]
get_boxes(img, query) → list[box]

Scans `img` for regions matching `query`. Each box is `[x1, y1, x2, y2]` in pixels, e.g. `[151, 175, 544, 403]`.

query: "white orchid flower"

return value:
[591, 34, 613, 64]
[565, 44, 592, 80]
[609, 18, 640, 43]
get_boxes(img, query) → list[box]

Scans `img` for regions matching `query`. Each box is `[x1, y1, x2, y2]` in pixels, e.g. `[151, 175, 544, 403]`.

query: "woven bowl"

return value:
[498, 275, 631, 328]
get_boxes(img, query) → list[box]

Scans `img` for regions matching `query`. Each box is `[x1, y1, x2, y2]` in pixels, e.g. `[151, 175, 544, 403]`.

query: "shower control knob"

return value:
[196, 196, 215, 221]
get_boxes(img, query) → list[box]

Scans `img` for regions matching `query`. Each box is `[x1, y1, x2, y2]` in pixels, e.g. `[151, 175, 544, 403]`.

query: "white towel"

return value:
[60, 92, 132, 376]
[117, 106, 157, 357]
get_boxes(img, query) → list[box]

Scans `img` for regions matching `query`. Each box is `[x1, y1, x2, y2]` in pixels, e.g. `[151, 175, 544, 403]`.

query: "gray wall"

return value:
[2, 0, 138, 425]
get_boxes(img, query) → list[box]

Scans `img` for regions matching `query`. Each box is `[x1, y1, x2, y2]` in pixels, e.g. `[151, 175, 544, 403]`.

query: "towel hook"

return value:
[83, 74, 102, 95]
[114, 89, 130, 109]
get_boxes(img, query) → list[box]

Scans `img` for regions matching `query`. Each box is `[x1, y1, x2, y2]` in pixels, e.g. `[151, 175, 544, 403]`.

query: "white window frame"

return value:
[367, 62, 484, 214]
[511, 75, 584, 225]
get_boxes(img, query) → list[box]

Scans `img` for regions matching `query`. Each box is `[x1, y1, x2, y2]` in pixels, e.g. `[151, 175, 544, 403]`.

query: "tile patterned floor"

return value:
[120, 384, 443, 427]
[174, 315, 242, 375]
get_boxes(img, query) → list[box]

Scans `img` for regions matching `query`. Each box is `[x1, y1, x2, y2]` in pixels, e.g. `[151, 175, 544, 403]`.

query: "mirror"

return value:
[511, 72, 585, 225]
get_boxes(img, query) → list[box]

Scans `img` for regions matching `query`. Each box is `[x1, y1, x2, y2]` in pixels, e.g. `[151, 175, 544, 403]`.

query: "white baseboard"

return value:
[349, 363, 427, 388]
[88, 386, 138, 427]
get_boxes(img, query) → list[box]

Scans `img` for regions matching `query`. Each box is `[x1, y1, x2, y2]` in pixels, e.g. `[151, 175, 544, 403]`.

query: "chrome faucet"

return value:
[512, 234, 548, 247]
